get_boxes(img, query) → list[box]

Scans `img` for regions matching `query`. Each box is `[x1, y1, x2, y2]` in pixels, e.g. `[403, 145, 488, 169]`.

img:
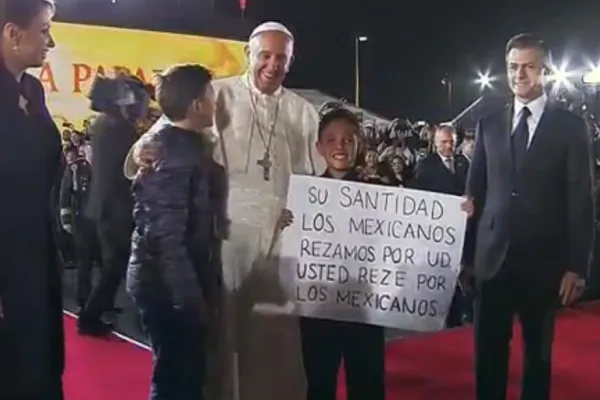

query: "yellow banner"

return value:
[32, 22, 247, 128]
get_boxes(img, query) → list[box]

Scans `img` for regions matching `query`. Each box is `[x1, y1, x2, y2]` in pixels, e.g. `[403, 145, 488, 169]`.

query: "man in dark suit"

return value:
[79, 76, 150, 335]
[412, 125, 469, 196]
[464, 33, 595, 400]
[78, 111, 137, 335]
[413, 125, 471, 327]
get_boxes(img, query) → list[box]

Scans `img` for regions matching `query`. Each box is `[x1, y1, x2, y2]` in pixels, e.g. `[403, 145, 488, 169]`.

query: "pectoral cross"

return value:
[257, 152, 272, 181]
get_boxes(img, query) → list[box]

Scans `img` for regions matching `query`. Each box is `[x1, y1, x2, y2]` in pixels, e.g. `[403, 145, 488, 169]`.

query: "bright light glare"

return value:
[583, 67, 600, 85]
[547, 64, 572, 86]
[357, 36, 368, 42]
[475, 72, 492, 89]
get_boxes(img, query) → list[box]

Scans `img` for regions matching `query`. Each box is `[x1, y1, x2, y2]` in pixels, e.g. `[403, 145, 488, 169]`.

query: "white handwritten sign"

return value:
[279, 175, 467, 332]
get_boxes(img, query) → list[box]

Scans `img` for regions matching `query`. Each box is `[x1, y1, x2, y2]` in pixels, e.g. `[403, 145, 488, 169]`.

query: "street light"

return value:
[583, 67, 600, 85]
[548, 66, 570, 86]
[355, 35, 367, 107]
[475, 72, 493, 90]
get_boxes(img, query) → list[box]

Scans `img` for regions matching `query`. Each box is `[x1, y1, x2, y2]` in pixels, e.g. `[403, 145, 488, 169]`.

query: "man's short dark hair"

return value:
[505, 33, 547, 58]
[155, 64, 212, 122]
[318, 108, 360, 141]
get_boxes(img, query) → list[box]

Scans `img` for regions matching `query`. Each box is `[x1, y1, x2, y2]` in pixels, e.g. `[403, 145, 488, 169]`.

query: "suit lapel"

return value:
[500, 103, 514, 169]
[435, 153, 455, 179]
[455, 156, 468, 179]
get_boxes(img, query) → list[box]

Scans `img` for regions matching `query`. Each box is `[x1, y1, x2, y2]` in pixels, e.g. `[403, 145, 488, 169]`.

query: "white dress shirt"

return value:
[512, 93, 547, 147]
[438, 153, 454, 173]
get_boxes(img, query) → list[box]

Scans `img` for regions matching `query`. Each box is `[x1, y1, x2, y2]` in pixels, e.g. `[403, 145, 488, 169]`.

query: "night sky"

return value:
[57, 0, 600, 121]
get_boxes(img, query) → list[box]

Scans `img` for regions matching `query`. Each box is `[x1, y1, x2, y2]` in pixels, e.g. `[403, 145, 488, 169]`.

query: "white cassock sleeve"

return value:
[123, 115, 172, 180]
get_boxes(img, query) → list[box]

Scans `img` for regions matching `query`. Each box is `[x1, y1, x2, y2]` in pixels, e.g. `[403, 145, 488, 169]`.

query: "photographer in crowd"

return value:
[78, 73, 152, 336]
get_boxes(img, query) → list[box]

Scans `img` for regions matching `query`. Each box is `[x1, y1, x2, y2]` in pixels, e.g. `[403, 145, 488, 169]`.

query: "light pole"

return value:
[355, 35, 367, 107]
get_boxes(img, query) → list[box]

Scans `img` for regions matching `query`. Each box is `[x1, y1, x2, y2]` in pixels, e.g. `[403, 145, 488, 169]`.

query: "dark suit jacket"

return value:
[412, 152, 469, 195]
[0, 65, 64, 396]
[466, 101, 595, 287]
[412, 152, 475, 268]
[128, 126, 214, 312]
[85, 113, 136, 225]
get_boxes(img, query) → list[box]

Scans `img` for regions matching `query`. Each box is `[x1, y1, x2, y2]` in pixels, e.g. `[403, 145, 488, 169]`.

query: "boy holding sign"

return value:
[277, 108, 385, 400]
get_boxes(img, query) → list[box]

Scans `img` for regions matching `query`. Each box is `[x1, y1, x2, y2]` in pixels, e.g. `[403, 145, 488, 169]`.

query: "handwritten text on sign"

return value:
[279, 175, 467, 332]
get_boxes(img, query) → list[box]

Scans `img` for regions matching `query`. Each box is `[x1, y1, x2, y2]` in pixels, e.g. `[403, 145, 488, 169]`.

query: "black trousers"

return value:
[73, 216, 97, 308]
[300, 317, 385, 400]
[446, 286, 466, 328]
[82, 219, 131, 319]
[474, 258, 558, 400]
[138, 300, 207, 400]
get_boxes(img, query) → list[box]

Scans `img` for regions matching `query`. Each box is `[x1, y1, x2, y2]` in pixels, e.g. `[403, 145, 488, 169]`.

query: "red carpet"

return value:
[63, 317, 151, 400]
[64, 304, 600, 400]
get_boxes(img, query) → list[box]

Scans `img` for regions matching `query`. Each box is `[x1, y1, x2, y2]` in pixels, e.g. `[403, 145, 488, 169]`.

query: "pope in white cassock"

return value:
[124, 22, 324, 400]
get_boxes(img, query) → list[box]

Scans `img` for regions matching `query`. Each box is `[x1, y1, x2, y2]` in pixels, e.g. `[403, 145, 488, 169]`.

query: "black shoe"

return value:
[77, 317, 114, 337]
[105, 306, 123, 314]
[101, 306, 123, 324]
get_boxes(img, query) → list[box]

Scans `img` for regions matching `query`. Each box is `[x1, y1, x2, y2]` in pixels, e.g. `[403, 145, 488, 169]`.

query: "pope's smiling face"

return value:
[247, 31, 292, 95]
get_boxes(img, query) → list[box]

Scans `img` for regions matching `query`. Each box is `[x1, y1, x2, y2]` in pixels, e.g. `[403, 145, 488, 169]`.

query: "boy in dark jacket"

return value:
[126, 64, 218, 400]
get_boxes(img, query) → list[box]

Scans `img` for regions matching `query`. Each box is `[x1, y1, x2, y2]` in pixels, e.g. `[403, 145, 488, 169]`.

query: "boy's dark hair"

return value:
[0, 0, 55, 28]
[155, 64, 213, 122]
[505, 33, 547, 59]
[318, 108, 360, 141]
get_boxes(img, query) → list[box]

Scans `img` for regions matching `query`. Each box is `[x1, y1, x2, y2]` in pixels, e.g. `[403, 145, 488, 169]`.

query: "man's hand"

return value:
[559, 271, 585, 305]
[461, 197, 475, 218]
[62, 223, 72, 234]
[133, 141, 159, 173]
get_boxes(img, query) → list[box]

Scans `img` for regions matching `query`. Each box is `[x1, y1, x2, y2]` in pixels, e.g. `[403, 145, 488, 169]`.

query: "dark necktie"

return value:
[512, 106, 531, 170]
[444, 157, 455, 174]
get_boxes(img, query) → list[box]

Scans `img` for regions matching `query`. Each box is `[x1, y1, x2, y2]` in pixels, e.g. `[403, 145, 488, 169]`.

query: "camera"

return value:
[87, 73, 153, 121]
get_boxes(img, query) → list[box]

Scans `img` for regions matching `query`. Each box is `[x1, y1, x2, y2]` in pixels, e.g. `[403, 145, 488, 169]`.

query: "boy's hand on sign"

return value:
[277, 209, 294, 231]
[460, 197, 475, 218]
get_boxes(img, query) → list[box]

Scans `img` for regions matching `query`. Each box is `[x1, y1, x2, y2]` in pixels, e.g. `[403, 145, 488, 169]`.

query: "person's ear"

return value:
[351, 139, 359, 161]
[3, 23, 22, 48]
[244, 44, 250, 60]
[286, 54, 295, 72]
[194, 98, 204, 113]
[315, 140, 325, 157]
